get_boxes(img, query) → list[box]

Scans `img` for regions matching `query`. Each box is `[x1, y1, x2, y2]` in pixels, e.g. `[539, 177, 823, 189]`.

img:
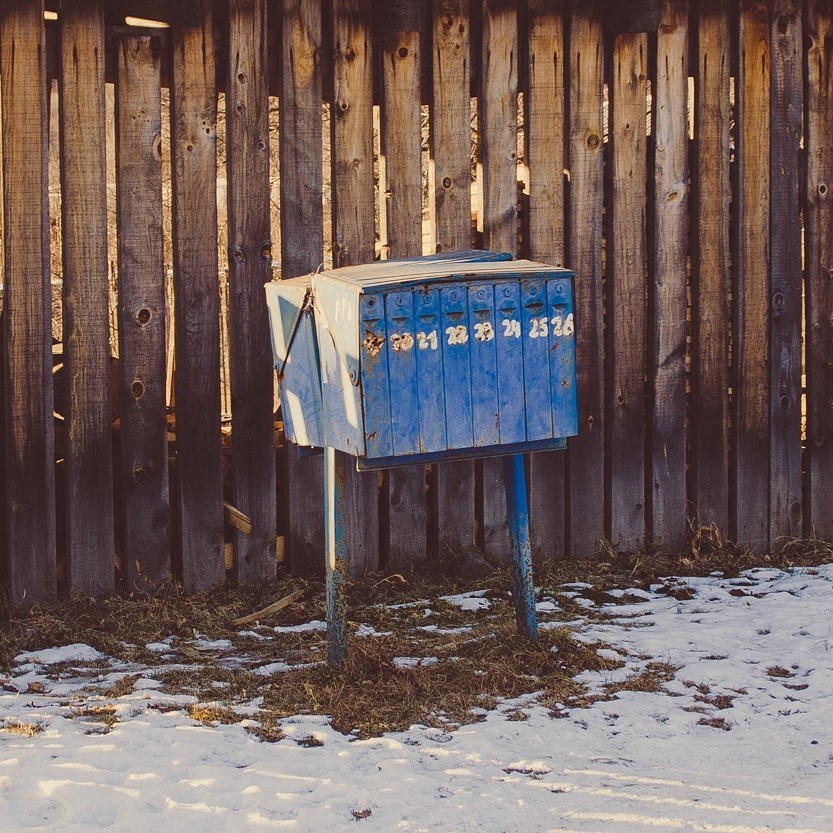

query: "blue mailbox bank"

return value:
[266, 250, 578, 663]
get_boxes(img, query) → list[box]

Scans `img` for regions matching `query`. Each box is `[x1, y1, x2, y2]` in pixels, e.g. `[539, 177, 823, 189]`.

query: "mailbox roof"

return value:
[313, 253, 573, 293]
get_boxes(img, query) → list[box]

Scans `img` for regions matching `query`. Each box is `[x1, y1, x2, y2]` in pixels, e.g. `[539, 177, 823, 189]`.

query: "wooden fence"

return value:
[0, 0, 830, 605]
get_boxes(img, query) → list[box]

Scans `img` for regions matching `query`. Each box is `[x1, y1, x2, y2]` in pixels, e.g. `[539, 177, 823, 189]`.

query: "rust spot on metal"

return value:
[362, 330, 385, 359]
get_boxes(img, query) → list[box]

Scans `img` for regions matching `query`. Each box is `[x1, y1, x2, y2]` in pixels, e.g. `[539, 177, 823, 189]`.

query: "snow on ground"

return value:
[1, 566, 832, 832]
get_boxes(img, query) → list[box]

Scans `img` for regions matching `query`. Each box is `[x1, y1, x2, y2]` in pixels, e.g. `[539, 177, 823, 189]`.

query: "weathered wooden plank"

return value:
[331, 0, 379, 575]
[0, 0, 56, 606]
[567, 2, 605, 557]
[382, 2, 423, 258]
[431, 0, 476, 561]
[609, 31, 648, 551]
[650, 0, 688, 552]
[170, 0, 224, 592]
[280, 0, 325, 577]
[769, 0, 803, 542]
[806, 0, 833, 540]
[432, 0, 471, 252]
[526, 0, 565, 561]
[735, 0, 770, 549]
[479, 0, 517, 560]
[480, 0, 517, 256]
[58, 0, 115, 595]
[692, 1, 730, 534]
[115, 35, 169, 593]
[280, 0, 324, 278]
[382, 1, 427, 569]
[332, 0, 375, 268]
[226, 0, 277, 583]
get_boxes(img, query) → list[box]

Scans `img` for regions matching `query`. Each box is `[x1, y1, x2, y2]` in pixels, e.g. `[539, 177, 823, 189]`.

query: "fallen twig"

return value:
[231, 588, 305, 626]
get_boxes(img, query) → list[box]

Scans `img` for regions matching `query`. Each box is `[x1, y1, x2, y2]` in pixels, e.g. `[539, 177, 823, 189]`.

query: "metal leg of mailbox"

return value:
[503, 453, 539, 640]
[325, 446, 348, 665]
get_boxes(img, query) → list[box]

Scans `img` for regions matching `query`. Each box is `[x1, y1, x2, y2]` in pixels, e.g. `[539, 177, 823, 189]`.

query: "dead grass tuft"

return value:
[698, 716, 733, 731]
[187, 702, 242, 726]
[604, 662, 679, 696]
[2, 719, 43, 737]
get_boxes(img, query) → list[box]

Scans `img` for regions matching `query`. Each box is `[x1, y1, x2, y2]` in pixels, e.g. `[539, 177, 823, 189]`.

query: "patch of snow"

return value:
[392, 656, 439, 670]
[441, 590, 491, 611]
[272, 620, 327, 634]
[15, 644, 104, 666]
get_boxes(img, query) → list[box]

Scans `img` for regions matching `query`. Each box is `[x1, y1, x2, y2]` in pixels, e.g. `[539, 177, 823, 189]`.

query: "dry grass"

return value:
[2, 719, 44, 737]
[0, 543, 830, 738]
[604, 662, 679, 696]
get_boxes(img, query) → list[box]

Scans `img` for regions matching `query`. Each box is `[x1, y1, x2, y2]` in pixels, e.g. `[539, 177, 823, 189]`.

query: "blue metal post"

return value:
[325, 446, 348, 665]
[503, 453, 539, 639]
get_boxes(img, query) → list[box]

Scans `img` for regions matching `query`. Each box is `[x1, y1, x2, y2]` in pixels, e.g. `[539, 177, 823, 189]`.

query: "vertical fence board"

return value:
[526, 0, 566, 561]
[432, 0, 476, 561]
[115, 36, 169, 593]
[59, 0, 115, 595]
[281, 0, 324, 276]
[609, 32, 648, 550]
[280, 0, 325, 577]
[567, 2, 605, 557]
[332, 0, 379, 575]
[479, 0, 517, 559]
[769, 0, 803, 542]
[651, 0, 688, 552]
[0, 0, 56, 605]
[227, 0, 277, 583]
[382, 2, 427, 569]
[692, 2, 730, 533]
[433, 0, 472, 251]
[735, 0, 770, 548]
[170, 1, 224, 592]
[806, 0, 833, 540]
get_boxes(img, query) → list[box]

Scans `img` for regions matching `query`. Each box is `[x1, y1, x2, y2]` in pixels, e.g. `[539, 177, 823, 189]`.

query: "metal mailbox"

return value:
[265, 250, 578, 468]
[265, 250, 579, 665]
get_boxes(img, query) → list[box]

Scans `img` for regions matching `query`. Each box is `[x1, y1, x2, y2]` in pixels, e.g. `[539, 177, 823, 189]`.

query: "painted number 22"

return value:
[446, 325, 469, 346]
